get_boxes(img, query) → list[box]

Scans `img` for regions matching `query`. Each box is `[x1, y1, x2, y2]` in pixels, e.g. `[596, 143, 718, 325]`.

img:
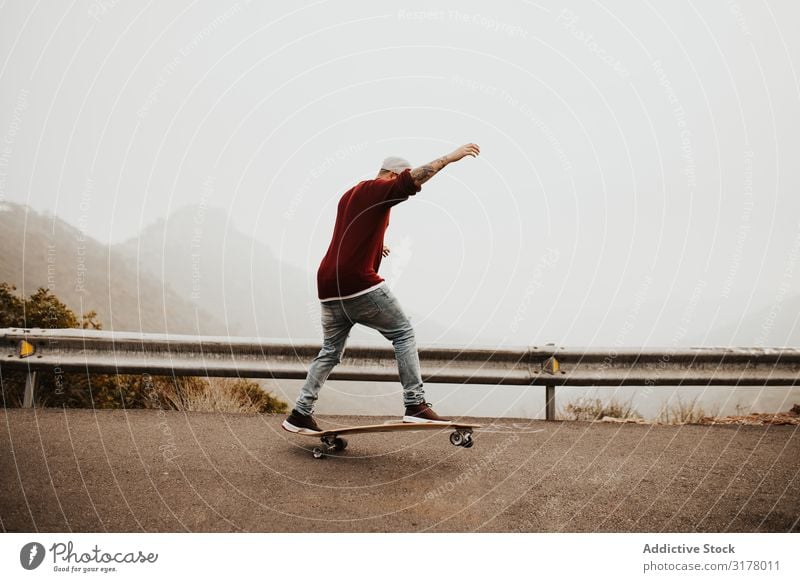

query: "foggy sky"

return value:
[1, 0, 799, 348]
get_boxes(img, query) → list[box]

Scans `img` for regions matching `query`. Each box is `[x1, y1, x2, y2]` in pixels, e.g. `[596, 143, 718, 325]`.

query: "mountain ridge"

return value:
[0, 201, 224, 334]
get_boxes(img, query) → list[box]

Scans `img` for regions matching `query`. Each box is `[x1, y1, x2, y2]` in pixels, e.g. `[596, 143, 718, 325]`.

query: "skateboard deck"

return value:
[283, 421, 481, 458]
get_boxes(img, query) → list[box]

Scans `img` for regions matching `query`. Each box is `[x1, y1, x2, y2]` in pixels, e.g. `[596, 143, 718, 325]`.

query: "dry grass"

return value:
[154, 377, 288, 414]
[656, 394, 706, 424]
[558, 396, 641, 421]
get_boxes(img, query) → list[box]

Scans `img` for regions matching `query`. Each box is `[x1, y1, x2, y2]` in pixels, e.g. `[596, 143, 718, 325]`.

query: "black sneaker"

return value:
[403, 402, 451, 424]
[282, 409, 322, 433]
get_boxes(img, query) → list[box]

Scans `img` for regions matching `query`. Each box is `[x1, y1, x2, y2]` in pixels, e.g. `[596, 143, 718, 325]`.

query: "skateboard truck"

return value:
[312, 435, 349, 459]
[448, 428, 474, 448]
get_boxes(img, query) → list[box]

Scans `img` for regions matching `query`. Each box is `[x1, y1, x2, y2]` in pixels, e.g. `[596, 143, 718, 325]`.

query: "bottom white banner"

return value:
[1, 533, 796, 581]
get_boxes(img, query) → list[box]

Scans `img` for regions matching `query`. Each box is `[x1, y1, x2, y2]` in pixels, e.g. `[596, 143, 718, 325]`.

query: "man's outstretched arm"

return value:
[410, 143, 480, 188]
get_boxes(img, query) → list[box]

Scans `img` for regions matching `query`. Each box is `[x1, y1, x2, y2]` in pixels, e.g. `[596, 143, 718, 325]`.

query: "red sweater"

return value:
[317, 169, 421, 300]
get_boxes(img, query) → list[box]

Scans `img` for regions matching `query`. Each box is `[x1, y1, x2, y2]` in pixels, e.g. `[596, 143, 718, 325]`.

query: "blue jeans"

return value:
[294, 285, 425, 415]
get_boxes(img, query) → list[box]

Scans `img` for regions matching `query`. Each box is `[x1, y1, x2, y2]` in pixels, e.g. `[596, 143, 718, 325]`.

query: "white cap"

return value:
[380, 156, 412, 174]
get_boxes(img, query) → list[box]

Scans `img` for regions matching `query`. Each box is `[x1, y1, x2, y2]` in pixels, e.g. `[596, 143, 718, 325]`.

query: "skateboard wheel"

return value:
[463, 439, 474, 448]
[333, 437, 348, 451]
[312, 447, 324, 459]
[449, 431, 464, 446]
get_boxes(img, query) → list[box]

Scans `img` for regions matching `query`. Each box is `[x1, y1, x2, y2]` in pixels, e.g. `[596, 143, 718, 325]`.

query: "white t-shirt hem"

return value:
[320, 281, 386, 302]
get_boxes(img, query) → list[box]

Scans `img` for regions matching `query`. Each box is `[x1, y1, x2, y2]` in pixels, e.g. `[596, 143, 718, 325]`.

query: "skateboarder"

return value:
[283, 143, 481, 433]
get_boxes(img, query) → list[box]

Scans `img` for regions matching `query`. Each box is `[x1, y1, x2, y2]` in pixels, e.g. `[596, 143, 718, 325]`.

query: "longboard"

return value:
[283, 421, 481, 458]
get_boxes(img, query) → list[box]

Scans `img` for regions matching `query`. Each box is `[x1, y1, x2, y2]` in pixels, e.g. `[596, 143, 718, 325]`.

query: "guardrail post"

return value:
[23, 371, 38, 408]
[545, 384, 555, 421]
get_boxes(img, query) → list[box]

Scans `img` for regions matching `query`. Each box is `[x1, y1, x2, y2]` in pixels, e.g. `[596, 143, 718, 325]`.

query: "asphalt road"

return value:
[1, 409, 798, 532]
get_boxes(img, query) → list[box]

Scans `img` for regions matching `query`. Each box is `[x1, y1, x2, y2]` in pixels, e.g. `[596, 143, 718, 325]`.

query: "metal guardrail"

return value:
[2, 328, 799, 419]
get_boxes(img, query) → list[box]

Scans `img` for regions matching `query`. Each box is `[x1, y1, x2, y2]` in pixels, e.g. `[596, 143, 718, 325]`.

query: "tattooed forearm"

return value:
[410, 156, 450, 187]
[407, 144, 480, 188]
